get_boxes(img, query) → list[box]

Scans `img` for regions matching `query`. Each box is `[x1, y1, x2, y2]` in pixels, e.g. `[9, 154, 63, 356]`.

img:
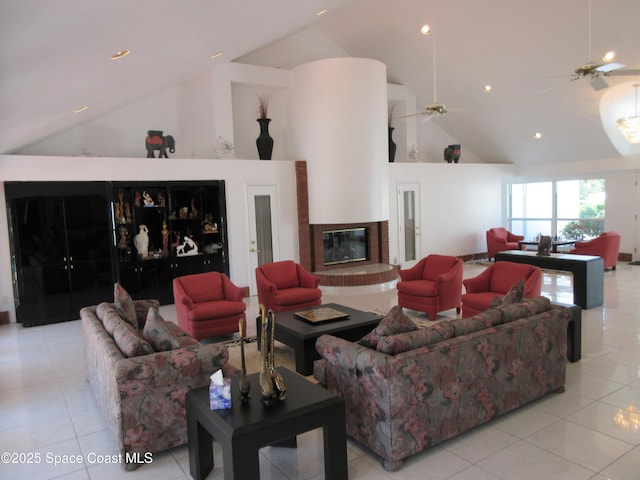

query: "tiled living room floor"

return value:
[1, 262, 640, 479]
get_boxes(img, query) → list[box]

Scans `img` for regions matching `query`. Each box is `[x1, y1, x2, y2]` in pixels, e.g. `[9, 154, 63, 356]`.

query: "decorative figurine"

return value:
[145, 130, 175, 158]
[157, 191, 166, 207]
[175, 236, 199, 256]
[134, 191, 142, 207]
[118, 225, 129, 249]
[133, 224, 149, 259]
[238, 317, 250, 403]
[537, 235, 552, 256]
[143, 191, 154, 207]
[190, 198, 198, 218]
[258, 304, 286, 406]
[161, 221, 169, 256]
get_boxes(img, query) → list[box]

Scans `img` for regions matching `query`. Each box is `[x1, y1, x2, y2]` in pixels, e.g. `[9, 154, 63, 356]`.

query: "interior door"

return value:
[247, 185, 280, 295]
[397, 182, 421, 266]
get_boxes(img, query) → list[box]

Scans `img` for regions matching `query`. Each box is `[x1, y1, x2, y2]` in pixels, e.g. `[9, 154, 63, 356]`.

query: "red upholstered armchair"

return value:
[486, 227, 525, 261]
[461, 261, 542, 317]
[570, 231, 621, 270]
[397, 254, 464, 320]
[173, 272, 246, 340]
[256, 260, 322, 312]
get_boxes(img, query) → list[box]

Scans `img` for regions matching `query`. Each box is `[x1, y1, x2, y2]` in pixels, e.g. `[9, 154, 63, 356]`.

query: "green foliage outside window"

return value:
[561, 179, 605, 240]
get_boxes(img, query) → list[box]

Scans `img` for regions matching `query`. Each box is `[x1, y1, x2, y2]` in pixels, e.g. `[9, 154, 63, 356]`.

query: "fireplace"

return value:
[310, 221, 389, 272]
[323, 228, 368, 266]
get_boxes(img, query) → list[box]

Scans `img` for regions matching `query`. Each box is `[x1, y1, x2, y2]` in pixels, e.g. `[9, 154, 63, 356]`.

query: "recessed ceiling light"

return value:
[316, 9, 327, 16]
[420, 24, 431, 35]
[482, 84, 493, 93]
[210, 51, 223, 59]
[533, 132, 543, 139]
[74, 106, 88, 114]
[111, 50, 131, 60]
[602, 51, 615, 62]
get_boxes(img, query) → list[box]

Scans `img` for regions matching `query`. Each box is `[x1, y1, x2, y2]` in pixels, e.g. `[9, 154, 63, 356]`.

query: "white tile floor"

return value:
[1, 262, 639, 479]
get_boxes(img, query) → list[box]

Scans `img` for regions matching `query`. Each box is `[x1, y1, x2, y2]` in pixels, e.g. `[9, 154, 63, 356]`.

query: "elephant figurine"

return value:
[145, 130, 175, 158]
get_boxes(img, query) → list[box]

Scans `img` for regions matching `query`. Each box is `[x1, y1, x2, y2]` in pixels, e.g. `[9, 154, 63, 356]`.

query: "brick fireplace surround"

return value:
[295, 161, 398, 286]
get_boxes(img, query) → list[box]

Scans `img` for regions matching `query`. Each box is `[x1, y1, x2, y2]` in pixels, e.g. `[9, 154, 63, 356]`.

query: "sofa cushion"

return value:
[376, 321, 455, 354]
[397, 279, 438, 297]
[448, 308, 502, 336]
[112, 317, 154, 357]
[358, 305, 417, 349]
[114, 283, 138, 328]
[500, 296, 551, 324]
[143, 306, 182, 351]
[491, 279, 524, 308]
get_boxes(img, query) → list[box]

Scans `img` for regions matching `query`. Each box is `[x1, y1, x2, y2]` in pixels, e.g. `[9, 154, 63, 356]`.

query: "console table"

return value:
[494, 250, 603, 309]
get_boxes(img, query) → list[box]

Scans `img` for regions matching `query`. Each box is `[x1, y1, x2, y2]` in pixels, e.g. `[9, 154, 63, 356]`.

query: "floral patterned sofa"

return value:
[314, 298, 570, 471]
[80, 285, 231, 469]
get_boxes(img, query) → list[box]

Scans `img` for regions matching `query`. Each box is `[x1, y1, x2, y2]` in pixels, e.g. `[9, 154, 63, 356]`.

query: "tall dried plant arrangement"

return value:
[256, 92, 271, 119]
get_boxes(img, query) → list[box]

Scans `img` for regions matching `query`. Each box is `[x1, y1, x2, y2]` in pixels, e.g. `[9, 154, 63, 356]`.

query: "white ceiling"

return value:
[1, 0, 639, 165]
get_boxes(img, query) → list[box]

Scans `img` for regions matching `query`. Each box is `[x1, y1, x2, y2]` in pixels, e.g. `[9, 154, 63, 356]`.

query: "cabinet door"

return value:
[10, 196, 73, 326]
[65, 194, 113, 315]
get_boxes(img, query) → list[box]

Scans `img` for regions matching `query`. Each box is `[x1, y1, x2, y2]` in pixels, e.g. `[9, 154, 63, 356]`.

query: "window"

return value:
[509, 179, 605, 241]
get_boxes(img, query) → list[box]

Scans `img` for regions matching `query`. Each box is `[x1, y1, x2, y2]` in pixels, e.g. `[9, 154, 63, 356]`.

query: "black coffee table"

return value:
[257, 303, 383, 375]
[186, 367, 347, 480]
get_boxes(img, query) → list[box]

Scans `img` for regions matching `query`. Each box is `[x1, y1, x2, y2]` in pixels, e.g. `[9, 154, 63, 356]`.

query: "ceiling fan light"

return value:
[602, 51, 615, 62]
[420, 24, 431, 35]
[482, 84, 492, 93]
[616, 117, 640, 143]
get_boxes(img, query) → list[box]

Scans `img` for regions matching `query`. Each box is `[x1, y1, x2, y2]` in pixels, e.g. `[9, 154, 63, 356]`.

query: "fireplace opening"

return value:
[323, 228, 368, 266]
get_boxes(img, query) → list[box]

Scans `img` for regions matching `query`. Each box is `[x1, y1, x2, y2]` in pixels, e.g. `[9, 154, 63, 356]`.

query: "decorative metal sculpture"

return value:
[238, 317, 250, 403]
[258, 304, 286, 406]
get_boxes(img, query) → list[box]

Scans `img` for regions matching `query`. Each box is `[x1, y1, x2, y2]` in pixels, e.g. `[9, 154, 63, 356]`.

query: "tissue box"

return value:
[209, 378, 232, 410]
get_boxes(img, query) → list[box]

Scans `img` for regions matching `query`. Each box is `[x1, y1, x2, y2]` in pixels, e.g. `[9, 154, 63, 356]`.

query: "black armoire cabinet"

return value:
[6, 180, 229, 326]
[5, 182, 113, 326]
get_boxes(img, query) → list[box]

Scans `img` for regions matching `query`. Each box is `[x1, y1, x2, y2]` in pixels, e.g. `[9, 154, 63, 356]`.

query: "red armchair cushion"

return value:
[398, 280, 438, 297]
[178, 272, 225, 303]
[188, 300, 246, 322]
[260, 261, 300, 289]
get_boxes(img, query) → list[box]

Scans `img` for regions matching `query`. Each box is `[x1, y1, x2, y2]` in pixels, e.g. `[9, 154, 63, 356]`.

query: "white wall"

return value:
[0, 155, 298, 323]
[388, 162, 516, 267]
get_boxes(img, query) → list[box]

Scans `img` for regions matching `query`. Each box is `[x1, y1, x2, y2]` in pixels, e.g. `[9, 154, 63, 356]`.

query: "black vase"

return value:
[256, 118, 274, 160]
[388, 127, 396, 163]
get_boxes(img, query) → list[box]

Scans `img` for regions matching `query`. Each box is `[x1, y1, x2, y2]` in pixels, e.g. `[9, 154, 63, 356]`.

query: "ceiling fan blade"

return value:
[590, 77, 609, 90]
[608, 69, 640, 76]
[596, 62, 624, 73]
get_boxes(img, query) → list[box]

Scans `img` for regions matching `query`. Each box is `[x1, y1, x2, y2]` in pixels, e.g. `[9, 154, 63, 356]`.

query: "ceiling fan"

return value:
[396, 7, 449, 121]
[569, 0, 640, 90]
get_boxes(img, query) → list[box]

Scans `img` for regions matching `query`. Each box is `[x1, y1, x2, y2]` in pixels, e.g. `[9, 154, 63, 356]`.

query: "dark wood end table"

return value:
[186, 367, 348, 480]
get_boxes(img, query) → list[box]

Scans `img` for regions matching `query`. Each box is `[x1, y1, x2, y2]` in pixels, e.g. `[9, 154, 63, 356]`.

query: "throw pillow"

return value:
[491, 278, 525, 308]
[114, 283, 138, 329]
[358, 305, 417, 349]
[143, 306, 182, 352]
[112, 319, 154, 357]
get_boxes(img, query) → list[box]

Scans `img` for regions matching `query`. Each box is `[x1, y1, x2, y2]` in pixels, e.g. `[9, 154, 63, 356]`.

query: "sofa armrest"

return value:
[222, 275, 245, 302]
[507, 232, 525, 242]
[398, 259, 425, 282]
[463, 267, 492, 293]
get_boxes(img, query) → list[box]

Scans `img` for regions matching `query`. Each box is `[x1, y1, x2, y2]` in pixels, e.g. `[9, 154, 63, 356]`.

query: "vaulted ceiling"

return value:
[2, 0, 639, 165]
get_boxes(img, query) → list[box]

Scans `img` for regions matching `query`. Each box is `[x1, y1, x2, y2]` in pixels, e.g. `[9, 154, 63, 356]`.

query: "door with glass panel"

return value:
[398, 182, 421, 265]
[247, 185, 280, 295]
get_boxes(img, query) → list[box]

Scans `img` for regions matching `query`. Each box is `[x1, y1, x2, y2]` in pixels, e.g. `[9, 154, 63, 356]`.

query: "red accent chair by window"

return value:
[173, 272, 246, 340]
[570, 231, 621, 270]
[396, 254, 464, 320]
[256, 260, 322, 312]
[461, 261, 542, 317]
[486, 227, 525, 261]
